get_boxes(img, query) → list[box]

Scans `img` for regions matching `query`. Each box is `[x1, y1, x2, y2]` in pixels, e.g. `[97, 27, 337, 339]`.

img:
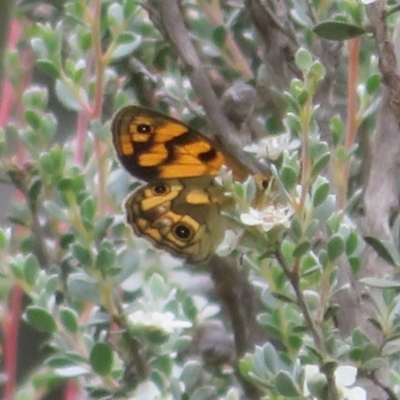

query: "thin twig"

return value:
[338, 37, 360, 209]
[197, 0, 253, 78]
[208, 255, 262, 400]
[145, 0, 269, 177]
[274, 249, 340, 400]
[366, 1, 400, 129]
[274, 249, 323, 352]
[258, 1, 298, 45]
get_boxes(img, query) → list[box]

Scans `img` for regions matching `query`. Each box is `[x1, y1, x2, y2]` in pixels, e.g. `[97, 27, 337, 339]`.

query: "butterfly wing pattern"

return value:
[112, 106, 247, 263]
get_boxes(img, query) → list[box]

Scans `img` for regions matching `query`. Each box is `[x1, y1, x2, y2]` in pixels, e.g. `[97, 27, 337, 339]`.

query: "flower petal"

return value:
[334, 365, 357, 387]
[343, 386, 367, 400]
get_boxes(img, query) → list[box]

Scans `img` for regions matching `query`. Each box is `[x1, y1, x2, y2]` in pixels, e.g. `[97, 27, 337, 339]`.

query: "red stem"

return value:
[75, 112, 88, 165]
[338, 37, 360, 208]
[2, 286, 23, 400]
[1, 19, 25, 400]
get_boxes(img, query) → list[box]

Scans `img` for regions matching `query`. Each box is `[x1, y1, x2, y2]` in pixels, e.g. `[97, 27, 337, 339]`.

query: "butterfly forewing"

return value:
[112, 105, 249, 182]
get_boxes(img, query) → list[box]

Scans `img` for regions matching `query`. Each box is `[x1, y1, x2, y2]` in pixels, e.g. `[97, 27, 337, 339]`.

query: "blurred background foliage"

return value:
[0, 1, 399, 399]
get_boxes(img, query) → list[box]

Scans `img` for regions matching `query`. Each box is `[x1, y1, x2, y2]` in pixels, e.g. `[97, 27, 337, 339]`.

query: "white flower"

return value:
[244, 133, 300, 160]
[240, 206, 292, 232]
[335, 365, 366, 400]
[131, 381, 174, 400]
[216, 230, 241, 257]
[303, 364, 366, 400]
[128, 310, 192, 333]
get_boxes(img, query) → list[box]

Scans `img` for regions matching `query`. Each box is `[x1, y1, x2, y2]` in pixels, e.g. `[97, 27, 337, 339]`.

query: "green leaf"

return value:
[37, 59, 59, 77]
[360, 277, 400, 288]
[47, 355, 86, 368]
[170, 377, 183, 399]
[24, 110, 42, 130]
[349, 256, 361, 273]
[280, 165, 298, 189]
[312, 182, 330, 208]
[72, 59, 86, 83]
[124, 0, 138, 18]
[263, 342, 279, 373]
[310, 60, 326, 81]
[60, 233, 75, 249]
[26, 306, 57, 333]
[213, 26, 227, 48]
[327, 235, 345, 261]
[181, 360, 202, 391]
[182, 296, 198, 320]
[90, 342, 113, 376]
[295, 48, 313, 71]
[112, 250, 139, 285]
[43, 200, 68, 221]
[351, 328, 368, 347]
[107, 3, 124, 27]
[275, 370, 300, 396]
[80, 197, 96, 230]
[364, 236, 399, 266]
[72, 243, 92, 266]
[153, 355, 172, 376]
[287, 334, 303, 350]
[311, 153, 330, 178]
[238, 354, 253, 376]
[112, 33, 142, 60]
[366, 74, 381, 95]
[148, 273, 168, 299]
[95, 241, 116, 275]
[9, 257, 24, 280]
[28, 176, 42, 204]
[39, 148, 65, 175]
[296, 89, 309, 107]
[67, 272, 100, 302]
[0, 229, 7, 250]
[345, 232, 358, 255]
[23, 255, 40, 287]
[55, 79, 86, 111]
[292, 240, 311, 258]
[318, 249, 328, 267]
[79, 31, 92, 52]
[330, 114, 344, 146]
[190, 386, 216, 400]
[313, 21, 365, 41]
[46, 274, 59, 295]
[94, 215, 114, 241]
[54, 365, 88, 378]
[30, 37, 49, 59]
[362, 357, 387, 371]
[60, 307, 79, 334]
[0, 128, 5, 156]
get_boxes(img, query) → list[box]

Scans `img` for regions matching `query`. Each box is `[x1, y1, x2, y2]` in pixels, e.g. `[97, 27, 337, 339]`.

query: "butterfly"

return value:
[111, 105, 263, 263]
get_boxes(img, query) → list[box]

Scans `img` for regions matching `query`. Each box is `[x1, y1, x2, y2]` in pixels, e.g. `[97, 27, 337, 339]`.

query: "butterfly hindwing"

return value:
[124, 177, 232, 263]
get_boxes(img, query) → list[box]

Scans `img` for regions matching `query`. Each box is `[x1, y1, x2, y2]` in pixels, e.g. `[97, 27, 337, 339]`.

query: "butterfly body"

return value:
[112, 105, 255, 263]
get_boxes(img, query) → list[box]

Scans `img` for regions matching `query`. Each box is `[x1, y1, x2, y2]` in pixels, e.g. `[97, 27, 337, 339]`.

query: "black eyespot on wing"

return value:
[152, 183, 169, 195]
[173, 224, 192, 241]
[137, 124, 152, 133]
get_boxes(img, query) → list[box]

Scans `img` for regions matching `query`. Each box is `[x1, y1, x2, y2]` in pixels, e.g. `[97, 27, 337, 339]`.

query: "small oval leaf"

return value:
[26, 306, 57, 333]
[313, 21, 365, 41]
[90, 342, 113, 376]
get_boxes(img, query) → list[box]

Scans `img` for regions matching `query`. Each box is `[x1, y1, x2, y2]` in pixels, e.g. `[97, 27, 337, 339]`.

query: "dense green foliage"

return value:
[1, 1, 400, 399]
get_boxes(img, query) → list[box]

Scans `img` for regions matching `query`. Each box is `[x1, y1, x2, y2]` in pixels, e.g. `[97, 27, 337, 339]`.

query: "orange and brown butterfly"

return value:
[111, 105, 261, 263]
